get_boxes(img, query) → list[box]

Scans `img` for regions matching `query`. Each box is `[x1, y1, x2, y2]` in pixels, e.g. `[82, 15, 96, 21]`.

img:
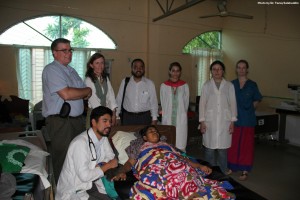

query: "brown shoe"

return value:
[239, 171, 248, 181]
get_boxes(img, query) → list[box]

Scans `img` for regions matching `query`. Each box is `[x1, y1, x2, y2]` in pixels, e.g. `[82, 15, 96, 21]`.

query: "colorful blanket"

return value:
[130, 142, 235, 199]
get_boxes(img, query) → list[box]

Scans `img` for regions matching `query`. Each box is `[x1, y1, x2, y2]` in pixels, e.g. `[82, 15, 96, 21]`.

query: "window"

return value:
[0, 15, 116, 48]
[0, 15, 116, 106]
[183, 31, 222, 95]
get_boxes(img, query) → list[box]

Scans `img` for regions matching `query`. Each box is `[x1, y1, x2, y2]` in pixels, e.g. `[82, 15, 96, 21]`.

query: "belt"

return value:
[48, 114, 82, 119]
[124, 110, 150, 116]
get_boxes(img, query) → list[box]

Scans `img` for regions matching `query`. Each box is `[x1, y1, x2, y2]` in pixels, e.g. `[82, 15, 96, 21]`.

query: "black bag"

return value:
[59, 101, 71, 118]
[120, 77, 130, 124]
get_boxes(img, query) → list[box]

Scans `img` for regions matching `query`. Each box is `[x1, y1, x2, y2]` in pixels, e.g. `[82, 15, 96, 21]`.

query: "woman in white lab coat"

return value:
[199, 60, 237, 174]
[85, 53, 117, 128]
[160, 62, 189, 151]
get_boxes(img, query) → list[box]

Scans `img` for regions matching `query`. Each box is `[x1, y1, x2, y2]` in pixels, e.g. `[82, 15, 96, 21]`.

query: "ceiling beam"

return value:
[153, 0, 206, 22]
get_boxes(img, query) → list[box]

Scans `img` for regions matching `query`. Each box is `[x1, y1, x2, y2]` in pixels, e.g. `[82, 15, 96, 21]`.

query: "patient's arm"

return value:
[112, 158, 136, 181]
[175, 150, 212, 175]
[188, 160, 212, 175]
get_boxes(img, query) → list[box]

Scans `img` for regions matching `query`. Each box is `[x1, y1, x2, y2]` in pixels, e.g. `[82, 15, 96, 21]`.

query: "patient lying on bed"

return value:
[113, 125, 235, 199]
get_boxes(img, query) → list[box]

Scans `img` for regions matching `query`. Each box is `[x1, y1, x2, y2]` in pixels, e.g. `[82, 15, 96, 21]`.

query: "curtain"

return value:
[44, 49, 53, 66]
[17, 48, 32, 101]
[191, 48, 223, 95]
[71, 50, 89, 79]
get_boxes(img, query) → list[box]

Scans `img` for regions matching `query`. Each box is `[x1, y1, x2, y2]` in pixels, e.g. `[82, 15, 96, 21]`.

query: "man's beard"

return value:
[131, 70, 144, 78]
[97, 127, 111, 137]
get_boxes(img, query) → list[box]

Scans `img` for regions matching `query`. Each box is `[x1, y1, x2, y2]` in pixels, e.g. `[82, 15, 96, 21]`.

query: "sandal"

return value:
[239, 171, 248, 181]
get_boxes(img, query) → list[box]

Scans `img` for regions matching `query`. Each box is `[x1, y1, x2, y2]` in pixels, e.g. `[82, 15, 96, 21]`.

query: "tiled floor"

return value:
[187, 138, 300, 200]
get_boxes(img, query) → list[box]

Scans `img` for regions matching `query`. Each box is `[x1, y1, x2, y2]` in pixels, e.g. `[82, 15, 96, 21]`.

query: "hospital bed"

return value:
[109, 125, 267, 200]
[0, 130, 54, 200]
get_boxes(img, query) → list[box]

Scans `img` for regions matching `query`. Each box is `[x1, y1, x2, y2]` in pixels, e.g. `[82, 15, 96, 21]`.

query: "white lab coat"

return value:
[55, 128, 115, 200]
[160, 82, 189, 150]
[199, 78, 237, 149]
[84, 77, 118, 110]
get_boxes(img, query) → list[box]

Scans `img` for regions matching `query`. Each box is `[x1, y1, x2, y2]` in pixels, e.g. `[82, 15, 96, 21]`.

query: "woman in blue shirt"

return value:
[227, 60, 262, 181]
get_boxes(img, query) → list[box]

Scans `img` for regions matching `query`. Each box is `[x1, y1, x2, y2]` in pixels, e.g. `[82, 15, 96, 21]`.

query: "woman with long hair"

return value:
[84, 53, 117, 127]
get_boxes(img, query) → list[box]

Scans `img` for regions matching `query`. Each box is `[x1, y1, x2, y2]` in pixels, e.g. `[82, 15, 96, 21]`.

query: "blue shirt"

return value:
[42, 60, 85, 117]
[232, 79, 262, 127]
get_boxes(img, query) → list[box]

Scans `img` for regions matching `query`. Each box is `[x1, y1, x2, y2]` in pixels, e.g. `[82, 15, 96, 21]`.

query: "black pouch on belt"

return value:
[59, 101, 71, 118]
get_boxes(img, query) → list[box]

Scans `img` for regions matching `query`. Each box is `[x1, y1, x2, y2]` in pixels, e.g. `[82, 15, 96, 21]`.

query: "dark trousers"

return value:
[86, 183, 112, 200]
[122, 110, 151, 125]
[46, 115, 85, 183]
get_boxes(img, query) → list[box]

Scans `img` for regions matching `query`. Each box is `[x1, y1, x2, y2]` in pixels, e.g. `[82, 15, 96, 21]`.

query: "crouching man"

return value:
[56, 106, 118, 200]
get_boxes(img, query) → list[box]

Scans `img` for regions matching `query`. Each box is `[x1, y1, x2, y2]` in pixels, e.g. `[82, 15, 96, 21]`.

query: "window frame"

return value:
[182, 31, 223, 95]
[0, 15, 116, 107]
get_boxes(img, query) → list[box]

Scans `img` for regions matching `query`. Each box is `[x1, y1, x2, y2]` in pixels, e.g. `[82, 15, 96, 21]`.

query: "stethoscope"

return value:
[87, 130, 97, 161]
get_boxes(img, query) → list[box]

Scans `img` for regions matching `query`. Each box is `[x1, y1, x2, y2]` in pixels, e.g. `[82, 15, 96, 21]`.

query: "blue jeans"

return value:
[204, 147, 228, 174]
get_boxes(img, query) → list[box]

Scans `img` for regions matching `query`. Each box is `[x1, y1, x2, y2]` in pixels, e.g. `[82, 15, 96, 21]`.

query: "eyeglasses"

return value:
[87, 130, 97, 161]
[54, 48, 74, 54]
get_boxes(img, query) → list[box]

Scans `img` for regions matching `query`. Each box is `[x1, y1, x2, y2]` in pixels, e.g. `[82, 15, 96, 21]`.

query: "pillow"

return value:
[1, 139, 49, 156]
[112, 131, 136, 165]
[21, 152, 50, 188]
[125, 132, 168, 160]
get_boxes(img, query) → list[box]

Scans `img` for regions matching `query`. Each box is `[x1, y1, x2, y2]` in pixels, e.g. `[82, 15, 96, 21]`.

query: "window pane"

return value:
[0, 15, 116, 49]
[182, 31, 221, 54]
[26, 16, 59, 43]
[0, 23, 52, 46]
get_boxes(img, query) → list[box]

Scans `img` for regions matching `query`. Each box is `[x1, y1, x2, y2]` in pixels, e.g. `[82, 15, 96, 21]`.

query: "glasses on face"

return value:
[55, 48, 74, 54]
[87, 130, 97, 161]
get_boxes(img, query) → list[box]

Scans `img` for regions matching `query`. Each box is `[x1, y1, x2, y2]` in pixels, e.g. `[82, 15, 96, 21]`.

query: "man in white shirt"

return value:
[116, 58, 158, 125]
[56, 106, 118, 200]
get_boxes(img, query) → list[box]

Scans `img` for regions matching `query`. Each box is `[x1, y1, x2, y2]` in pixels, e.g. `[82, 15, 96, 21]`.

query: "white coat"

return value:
[199, 78, 237, 149]
[55, 128, 115, 200]
[160, 82, 189, 150]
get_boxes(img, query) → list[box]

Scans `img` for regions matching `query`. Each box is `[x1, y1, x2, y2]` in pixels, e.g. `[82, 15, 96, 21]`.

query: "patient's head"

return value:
[140, 125, 160, 143]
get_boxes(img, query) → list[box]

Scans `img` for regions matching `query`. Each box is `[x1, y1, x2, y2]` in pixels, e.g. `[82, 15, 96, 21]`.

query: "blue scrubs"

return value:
[232, 79, 262, 127]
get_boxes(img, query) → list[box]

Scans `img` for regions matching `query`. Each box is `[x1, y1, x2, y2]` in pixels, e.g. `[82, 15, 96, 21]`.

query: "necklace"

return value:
[98, 76, 104, 84]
